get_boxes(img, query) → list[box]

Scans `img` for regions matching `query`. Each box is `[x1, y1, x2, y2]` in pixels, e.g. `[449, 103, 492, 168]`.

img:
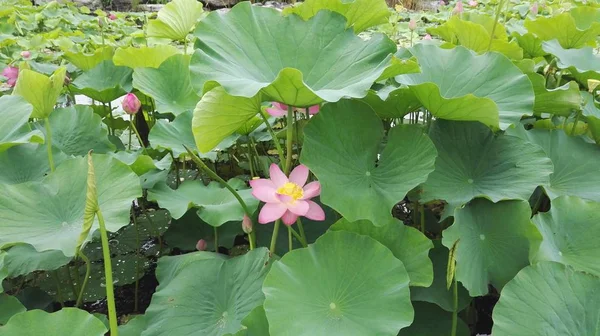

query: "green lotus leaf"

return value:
[263, 230, 413, 336]
[492, 262, 600, 336]
[13, 67, 66, 119]
[282, 0, 390, 33]
[224, 305, 269, 336]
[396, 45, 534, 129]
[359, 86, 422, 119]
[111, 151, 172, 175]
[330, 217, 433, 287]
[0, 308, 107, 335]
[582, 92, 600, 143]
[528, 73, 582, 116]
[71, 60, 133, 103]
[113, 45, 180, 69]
[36, 105, 114, 156]
[0, 253, 6, 294]
[147, 178, 258, 226]
[0, 96, 43, 152]
[0, 154, 141, 257]
[397, 302, 470, 336]
[155, 250, 226, 287]
[506, 125, 600, 202]
[542, 39, 600, 88]
[530, 196, 600, 277]
[190, 3, 395, 106]
[301, 100, 437, 225]
[3, 244, 71, 278]
[142, 248, 271, 336]
[0, 144, 68, 184]
[62, 46, 114, 71]
[146, 0, 204, 41]
[525, 7, 600, 48]
[442, 199, 541, 296]
[119, 315, 147, 336]
[192, 86, 262, 153]
[0, 294, 26, 325]
[133, 54, 199, 116]
[376, 56, 420, 81]
[411, 241, 471, 312]
[512, 32, 547, 58]
[422, 120, 553, 206]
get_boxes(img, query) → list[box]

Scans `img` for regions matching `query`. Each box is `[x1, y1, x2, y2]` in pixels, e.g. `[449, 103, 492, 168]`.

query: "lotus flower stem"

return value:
[97, 209, 119, 336]
[487, 0, 506, 51]
[288, 225, 292, 251]
[420, 203, 426, 234]
[214, 226, 219, 252]
[258, 112, 285, 164]
[129, 116, 146, 153]
[44, 118, 55, 172]
[75, 251, 91, 308]
[131, 204, 141, 313]
[295, 218, 308, 247]
[270, 219, 281, 253]
[285, 105, 294, 174]
[570, 111, 582, 136]
[451, 275, 458, 336]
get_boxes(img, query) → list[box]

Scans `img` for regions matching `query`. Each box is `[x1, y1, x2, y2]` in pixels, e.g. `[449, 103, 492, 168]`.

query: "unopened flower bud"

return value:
[108, 13, 117, 20]
[21, 51, 31, 59]
[530, 2, 538, 15]
[408, 19, 417, 31]
[196, 239, 207, 251]
[242, 214, 253, 234]
[454, 1, 463, 13]
[122, 93, 141, 115]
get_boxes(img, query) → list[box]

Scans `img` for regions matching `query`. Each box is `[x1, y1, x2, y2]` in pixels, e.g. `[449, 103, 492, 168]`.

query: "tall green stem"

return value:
[450, 276, 458, 336]
[487, 0, 506, 51]
[570, 111, 582, 135]
[284, 105, 294, 174]
[44, 118, 55, 172]
[131, 206, 141, 313]
[259, 112, 285, 164]
[97, 209, 119, 336]
[129, 116, 146, 152]
[296, 218, 308, 247]
[75, 251, 91, 308]
[420, 203, 426, 234]
[269, 219, 281, 253]
[214, 226, 219, 252]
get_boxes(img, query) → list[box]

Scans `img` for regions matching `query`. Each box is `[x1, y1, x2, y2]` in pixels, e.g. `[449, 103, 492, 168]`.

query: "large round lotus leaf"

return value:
[0, 154, 141, 257]
[528, 73, 582, 117]
[0, 294, 26, 325]
[397, 302, 470, 336]
[582, 92, 600, 144]
[282, 0, 389, 33]
[113, 45, 180, 69]
[62, 46, 114, 71]
[492, 261, 600, 336]
[36, 105, 114, 156]
[119, 315, 147, 336]
[411, 241, 471, 312]
[0, 253, 6, 294]
[524, 7, 600, 48]
[506, 125, 600, 202]
[133, 54, 199, 116]
[224, 305, 269, 336]
[442, 199, 541, 296]
[71, 60, 133, 103]
[422, 120, 553, 206]
[13, 67, 66, 119]
[531, 196, 600, 277]
[155, 250, 226, 287]
[146, 0, 204, 41]
[148, 179, 258, 226]
[3, 244, 71, 278]
[330, 217, 433, 287]
[190, 2, 395, 106]
[359, 86, 422, 119]
[0, 308, 107, 336]
[301, 100, 437, 225]
[111, 151, 172, 176]
[0, 144, 67, 184]
[192, 86, 262, 153]
[512, 32, 547, 58]
[0, 96, 43, 152]
[396, 44, 534, 129]
[263, 231, 413, 336]
[142, 248, 271, 336]
[542, 39, 600, 88]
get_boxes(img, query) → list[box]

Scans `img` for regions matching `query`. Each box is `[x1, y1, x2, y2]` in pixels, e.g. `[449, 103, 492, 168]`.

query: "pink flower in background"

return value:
[20, 51, 31, 59]
[439, 0, 446, 5]
[408, 19, 417, 31]
[454, 1, 463, 13]
[2, 66, 18, 87]
[423, 34, 432, 40]
[250, 164, 325, 226]
[307, 105, 319, 115]
[530, 2, 538, 15]
[242, 214, 253, 234]
[266, 102, 288, 117]
[108, 13, 117, 20]
[196, 239, 207, 251]
[122, 93, 141, 115]
[468, 0, 477, 6]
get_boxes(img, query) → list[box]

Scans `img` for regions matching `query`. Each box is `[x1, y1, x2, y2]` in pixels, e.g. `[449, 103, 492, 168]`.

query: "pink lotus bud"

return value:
[242, 214, 253, 234]
[2, 66, 18, 87]
[20, 51, 31, 59]
[408, 19, 417, 31]
[454, 1, 463, 13]
[423, 34, 432, 40]
[98, 17, 104, 27]
[439, 0, 446, 5]
[307, 104, 320, 115]
[530, 2, 538, 15]
[122, 93, 141, 115]
[468, 0, 477, 6]
[64, 75, 71, 85]
[108, 13, 117, 20]
[196, 239, 207, 251]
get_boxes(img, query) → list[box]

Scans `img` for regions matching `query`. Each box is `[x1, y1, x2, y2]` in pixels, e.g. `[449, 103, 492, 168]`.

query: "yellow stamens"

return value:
[276, 182, 304, 201]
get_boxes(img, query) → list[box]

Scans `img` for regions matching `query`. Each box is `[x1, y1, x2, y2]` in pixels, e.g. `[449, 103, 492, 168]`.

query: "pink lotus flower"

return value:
[196, 239, 207, 251]
[266, 102, 320, 117]
[307, 105, 319, 115]
[408, 19, 417, 31]
[20, 51, 31, 59]
[250, 164, 325, 226]
[423, 34, 432, 40]
[108, 13, 117, 20]
[439, 0, 446, 5]
[454, 1, 463, 13]
[468, 0, 477, 6]
[242, 214, 253, 234]
[122, 93, 141, 115]
[530, 2, 538, 15]
[2, 66, 18, 87]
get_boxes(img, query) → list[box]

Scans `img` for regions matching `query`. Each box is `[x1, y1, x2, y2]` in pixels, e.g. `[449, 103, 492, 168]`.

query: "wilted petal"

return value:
[304, 201, 325, 221]
[288, 164, 309, 187]
[301, 181, 321, 200]
[281, 210, 299, 226]
[269, 163, 288, 187]
[258, 202, 287, 224]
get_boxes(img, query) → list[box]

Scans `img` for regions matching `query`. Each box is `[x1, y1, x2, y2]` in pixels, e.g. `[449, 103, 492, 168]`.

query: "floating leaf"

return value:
[263, 231, 413, 336]
[0, 308, 107, 335]
[113, 45, 179, 69]
[13, 67, 66, 119]
[71, 60, 133, 103]
[147, 0, 204, 41]
[0, 96, 43, 152]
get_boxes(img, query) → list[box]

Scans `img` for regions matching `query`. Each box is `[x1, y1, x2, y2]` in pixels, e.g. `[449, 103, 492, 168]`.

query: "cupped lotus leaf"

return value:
[512, 32, 547, 58]
[397, 302, 470, 336]
[224, 305, 269, 336]
[146, 0, 203, 41]
[147, 179, 258, 226]
[525, 8, 600, 48]
[113, 45, 179, 69]
[542, 40, 600, 88]
[62, 46, 114, 71]
[528, 73, 582, 116]
[0, 144, 67, 184]
[71, 60, 133, 103]
[0, 294, 26, 325]
[396, 45, 534, 129]
[192, 86, 262, 153]
[377, 56, 420, 82]
[0, 96, 43, 152]
[582, 92, 600, 143]
[330, 217, 433, 287]
[12, 67, 66, 119]
[133, 54, 199, 116]
[263, 230, 413, 335]
[506, 125, 600, 202]
[3, 244, 71, 278]
[111, 151, 172, 176]
[142, 248, 271, 336]
[422, 120, 553, 205]
[301, 100, 437, 225]
[282, 0, 390, 33]
[442, 199, 541, 296]
[0, 308, 107, 336]
[37, 105, 114, 156]
[531, 196, 600, 277]
[359, 86, 422, 119]
[0, 154, 141, 257]
[492, 262, 600, 336]
[190, 3, 395, 106]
